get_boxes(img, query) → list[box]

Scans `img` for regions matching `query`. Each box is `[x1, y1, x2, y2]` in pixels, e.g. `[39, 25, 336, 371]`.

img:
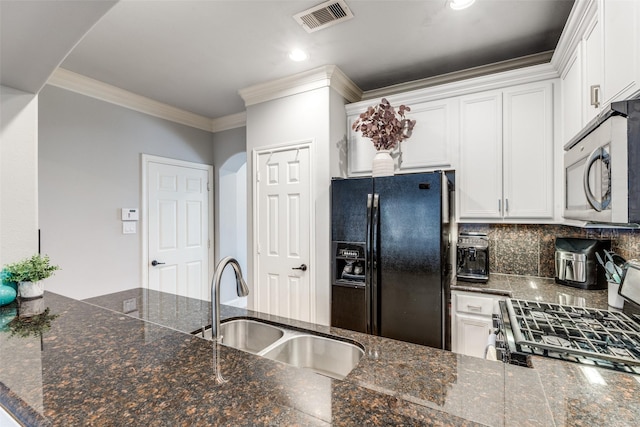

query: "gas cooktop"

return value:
[502, 299, 640, 374]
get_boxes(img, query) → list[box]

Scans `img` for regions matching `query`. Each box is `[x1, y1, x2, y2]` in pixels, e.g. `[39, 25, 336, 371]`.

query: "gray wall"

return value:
[212, 127, 247, 303]
[0, 86, 39, 266]
[38, 85, 215, 300]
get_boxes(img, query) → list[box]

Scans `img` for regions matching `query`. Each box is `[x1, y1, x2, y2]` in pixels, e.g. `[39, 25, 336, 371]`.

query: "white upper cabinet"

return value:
[602, 0, 638, 105]
[502, 82, 554, 219]
[347, 114, 378, 175]
[559, 0, 639, 145]
[458, 82, 554, 222]
[346, 97, 457, 176]
[397, 98, 457, 172]
[561, 47, 583, 143]
[458, 91, 503, 219]
[583, 14, 602, 124]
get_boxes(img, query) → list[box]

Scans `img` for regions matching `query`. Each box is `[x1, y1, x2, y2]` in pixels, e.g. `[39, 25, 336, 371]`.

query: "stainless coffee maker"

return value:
[456, 232, 489, 283]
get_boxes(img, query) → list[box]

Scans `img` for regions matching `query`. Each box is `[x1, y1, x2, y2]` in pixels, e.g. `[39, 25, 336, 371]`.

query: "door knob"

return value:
[292, 264, 308, 272]
[151, 260, 166, 266]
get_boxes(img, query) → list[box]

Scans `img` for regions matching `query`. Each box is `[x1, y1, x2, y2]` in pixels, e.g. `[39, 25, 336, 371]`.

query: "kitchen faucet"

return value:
[211, 256, 249, 343]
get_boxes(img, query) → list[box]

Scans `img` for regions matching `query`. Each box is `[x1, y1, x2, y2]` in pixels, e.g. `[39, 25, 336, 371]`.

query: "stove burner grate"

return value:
[506, 299, 640, 369]
[541, 335, 572, 348]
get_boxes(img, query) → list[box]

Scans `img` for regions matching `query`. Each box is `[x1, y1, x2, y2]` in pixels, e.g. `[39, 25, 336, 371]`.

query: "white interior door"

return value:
[254, 144, 312, 322]
[147, 158, 211, 301]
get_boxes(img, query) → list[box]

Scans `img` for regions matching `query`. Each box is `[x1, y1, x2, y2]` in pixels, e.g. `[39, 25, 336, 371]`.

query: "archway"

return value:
[218, 152, 248, 307]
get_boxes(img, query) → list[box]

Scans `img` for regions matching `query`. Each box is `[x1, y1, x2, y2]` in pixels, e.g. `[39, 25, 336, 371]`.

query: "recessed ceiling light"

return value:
[450, 0, 475, 10]
[289, 49, 309, 62]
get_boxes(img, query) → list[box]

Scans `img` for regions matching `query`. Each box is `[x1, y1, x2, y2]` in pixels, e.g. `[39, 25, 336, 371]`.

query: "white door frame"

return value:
[141, 154, 215, 290]
[252, 140, 316, 322]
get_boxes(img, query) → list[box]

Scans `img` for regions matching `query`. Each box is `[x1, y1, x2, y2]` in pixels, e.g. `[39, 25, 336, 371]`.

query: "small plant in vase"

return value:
[4, 254, 60, 300]
[352, 98, 416, 176]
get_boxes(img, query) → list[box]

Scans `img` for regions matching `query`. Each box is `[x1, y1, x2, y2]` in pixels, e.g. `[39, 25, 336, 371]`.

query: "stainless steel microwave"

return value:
[563, 98, 640, 226]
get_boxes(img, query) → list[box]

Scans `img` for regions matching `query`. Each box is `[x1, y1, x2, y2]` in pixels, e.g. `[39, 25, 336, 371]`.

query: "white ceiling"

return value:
[5, 0, 575, 121]
[0, 0, 117, 94]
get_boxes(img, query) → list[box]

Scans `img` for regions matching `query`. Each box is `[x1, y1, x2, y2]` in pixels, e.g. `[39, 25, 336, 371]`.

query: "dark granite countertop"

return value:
[0, 279, 637, 426]
[452, 273, 610, 309]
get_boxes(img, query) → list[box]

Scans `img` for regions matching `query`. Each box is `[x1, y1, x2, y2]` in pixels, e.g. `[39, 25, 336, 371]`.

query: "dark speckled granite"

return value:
[459, 223, 640, 278]
[1, 286, 638, 426]
[453, 273, 609, 309]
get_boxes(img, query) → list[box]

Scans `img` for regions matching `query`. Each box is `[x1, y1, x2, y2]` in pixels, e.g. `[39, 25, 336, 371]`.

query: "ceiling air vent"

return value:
[293, 0, 354, 33]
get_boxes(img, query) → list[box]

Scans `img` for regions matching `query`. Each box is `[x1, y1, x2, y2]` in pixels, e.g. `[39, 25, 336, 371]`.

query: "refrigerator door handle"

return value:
[365, 193, 373, 334]
[371, 193, 380, 335]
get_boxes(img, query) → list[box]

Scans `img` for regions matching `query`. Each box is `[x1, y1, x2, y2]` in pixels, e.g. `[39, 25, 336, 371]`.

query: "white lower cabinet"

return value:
[451, 290, 504, 359]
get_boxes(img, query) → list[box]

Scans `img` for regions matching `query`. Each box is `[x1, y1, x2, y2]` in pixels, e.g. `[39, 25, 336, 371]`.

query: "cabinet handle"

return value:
[467, 305, 483, 312]
[498, 199, 501, 214]
[590, 85, 601, 108]
[505, 198, 509, 213]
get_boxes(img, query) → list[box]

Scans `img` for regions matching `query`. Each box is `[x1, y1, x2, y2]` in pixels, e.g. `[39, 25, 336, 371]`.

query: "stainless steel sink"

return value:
[261, 334, 364, 380]
[195, 319, 284, 354]
[193, 318, 364, 379]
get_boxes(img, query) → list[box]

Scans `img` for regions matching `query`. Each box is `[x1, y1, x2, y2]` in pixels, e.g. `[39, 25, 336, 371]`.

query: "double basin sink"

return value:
[193, 318, 364, 380]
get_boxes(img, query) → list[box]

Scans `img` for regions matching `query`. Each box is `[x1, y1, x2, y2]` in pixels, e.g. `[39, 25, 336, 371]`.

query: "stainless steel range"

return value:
[495, 299, 640, 374]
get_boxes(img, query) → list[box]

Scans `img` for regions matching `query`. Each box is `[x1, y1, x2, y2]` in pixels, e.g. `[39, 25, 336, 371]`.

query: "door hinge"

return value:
[208, 239, 211, 249]
[257, 243, 261, 254]
[207, 182, 210, 191]
[256, 171, 260, 182]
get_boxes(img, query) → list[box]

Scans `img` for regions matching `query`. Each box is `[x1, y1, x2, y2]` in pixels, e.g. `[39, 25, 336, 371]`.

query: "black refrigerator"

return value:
[331, 171, 454, 349]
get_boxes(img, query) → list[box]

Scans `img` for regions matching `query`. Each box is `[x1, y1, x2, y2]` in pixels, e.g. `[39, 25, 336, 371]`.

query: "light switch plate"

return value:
[122, 222, 137, 234]
[121, 208, 139, 221]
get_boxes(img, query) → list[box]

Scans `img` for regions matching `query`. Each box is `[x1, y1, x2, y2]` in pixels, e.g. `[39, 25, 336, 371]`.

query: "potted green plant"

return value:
[4, 254, 60, 299]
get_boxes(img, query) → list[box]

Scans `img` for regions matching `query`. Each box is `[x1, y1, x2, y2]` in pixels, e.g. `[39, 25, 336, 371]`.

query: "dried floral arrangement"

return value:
[352, 98, 416, 151]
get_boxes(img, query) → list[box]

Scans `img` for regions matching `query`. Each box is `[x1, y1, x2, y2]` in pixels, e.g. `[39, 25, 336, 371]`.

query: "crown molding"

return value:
[550, 0, 597, 74]
[47, 68, 215, 132]
[346, 60, 559, 115]
[211, 111, 247, 132]
[361, 51, 555, 102]
[239, 64, 362, 107]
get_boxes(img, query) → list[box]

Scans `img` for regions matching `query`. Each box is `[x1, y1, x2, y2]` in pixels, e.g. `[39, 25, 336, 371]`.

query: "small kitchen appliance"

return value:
[563, 98, 640, 225]
[456, 232, 489, 283]
[554, 237, 610, 289]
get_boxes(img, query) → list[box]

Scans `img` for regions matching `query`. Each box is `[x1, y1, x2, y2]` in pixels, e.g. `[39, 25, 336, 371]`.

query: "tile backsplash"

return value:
[458, 224, 640, 278]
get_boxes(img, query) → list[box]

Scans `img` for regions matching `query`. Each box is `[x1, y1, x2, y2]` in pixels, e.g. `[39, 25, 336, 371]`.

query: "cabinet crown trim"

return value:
[239, 64, 362, 107]
[346, 62, 558, 114]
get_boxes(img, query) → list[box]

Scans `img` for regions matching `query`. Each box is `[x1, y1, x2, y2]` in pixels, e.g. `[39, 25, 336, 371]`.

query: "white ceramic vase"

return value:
[18, 281, 44, 299]
[372, 150, 394, 177]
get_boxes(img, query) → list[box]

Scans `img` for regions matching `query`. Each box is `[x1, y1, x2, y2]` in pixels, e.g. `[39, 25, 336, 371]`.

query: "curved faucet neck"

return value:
[211, 257, 248, 344]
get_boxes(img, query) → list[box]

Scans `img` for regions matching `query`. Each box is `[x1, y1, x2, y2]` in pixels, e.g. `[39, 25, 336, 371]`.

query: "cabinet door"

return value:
[399, 98, 456, 171]
[503, 82, 554, 219]
[602, 0, 638, 105]
[458, 91, 503, 219]
[583, 15, 602, 124]
[561, 46, 583, 143]
[454, 312, 493, 359]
